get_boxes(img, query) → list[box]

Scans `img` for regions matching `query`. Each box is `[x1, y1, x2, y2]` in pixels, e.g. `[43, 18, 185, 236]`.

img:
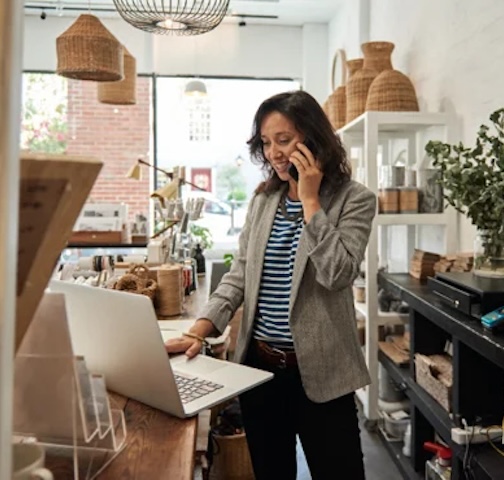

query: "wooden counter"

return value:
[100, 275, 210, 479]
[98, 275, 210, 480]
[96, 394, 197, 480]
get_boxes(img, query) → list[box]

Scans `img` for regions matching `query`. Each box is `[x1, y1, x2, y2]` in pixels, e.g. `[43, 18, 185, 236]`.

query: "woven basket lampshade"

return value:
[98, 48, 137, 105]
[57, 14, 124, 82]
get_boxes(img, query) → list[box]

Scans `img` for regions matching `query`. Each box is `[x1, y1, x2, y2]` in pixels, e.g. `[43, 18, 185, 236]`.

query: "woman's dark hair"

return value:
[247, 90, 351, 194]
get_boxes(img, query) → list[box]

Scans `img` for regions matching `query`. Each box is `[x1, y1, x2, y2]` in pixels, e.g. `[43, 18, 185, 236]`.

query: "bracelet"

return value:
[183, 332, 210, 347]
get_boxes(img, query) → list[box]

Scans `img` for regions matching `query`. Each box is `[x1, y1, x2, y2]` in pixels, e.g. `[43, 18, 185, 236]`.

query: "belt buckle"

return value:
[271, 346, 287, 369]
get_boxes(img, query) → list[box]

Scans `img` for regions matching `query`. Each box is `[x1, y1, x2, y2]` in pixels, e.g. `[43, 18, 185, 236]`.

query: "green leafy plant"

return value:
[425, 108, 504, 269]
[227, 190, 246, 202]
[223, 253, 234, 268]
[190, 224, 213, 250]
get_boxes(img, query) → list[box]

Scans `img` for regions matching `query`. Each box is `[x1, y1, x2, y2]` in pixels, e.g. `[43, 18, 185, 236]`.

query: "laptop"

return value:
[49, 280, 273, 418]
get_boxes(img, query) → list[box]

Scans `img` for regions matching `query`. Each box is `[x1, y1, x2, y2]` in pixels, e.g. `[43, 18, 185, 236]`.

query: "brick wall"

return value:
[66, 77, 152, 223]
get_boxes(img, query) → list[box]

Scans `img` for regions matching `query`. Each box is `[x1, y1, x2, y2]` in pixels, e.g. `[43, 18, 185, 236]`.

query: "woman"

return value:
[166, 90, 376, 479]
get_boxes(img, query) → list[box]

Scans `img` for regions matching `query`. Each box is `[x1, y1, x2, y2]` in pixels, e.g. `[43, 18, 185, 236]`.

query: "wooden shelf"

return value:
[66, 243, 147, 249]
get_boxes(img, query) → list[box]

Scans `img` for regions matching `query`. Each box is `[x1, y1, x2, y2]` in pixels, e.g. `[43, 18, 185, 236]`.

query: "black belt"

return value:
[253, 339, 298, 368]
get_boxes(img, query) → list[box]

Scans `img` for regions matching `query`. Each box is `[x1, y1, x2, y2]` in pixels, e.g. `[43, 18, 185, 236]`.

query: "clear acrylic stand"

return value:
[13, 292, 127, 479]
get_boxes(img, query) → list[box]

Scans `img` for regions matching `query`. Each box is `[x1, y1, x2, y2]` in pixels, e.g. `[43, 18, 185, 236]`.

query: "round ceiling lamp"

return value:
[184, 80, 207, 96]
[112, 0, 231, 35]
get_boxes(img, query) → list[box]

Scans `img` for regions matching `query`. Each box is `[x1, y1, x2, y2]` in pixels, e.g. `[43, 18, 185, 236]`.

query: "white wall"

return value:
[301, 23, 329, 102]
[23, 15, 329, 100]
[329, 0, 504, 252]
[371, 0, 504, 252]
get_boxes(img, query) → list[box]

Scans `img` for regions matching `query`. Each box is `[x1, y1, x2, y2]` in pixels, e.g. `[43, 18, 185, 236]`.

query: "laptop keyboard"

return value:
[174, 372, 224, 404]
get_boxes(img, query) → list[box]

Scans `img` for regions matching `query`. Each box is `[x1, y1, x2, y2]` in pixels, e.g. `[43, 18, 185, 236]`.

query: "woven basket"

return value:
[361, 41, 394, 72]
[366, 69, 419, 112]
[156, 264, 183, 316]
[346, 42, 394, 122]
[57, 14, 123, 82]
[328, 87, 346, 130]
[347, 58, 364, 78]
[98, 47, 137, 105]
[209, 433, 254, 480]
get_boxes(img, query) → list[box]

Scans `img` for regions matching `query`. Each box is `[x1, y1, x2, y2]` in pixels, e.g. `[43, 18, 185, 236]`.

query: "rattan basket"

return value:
[366, 69, 419, 112]
[57, 14, 123, 82]
[209, 432, 254, 480]
[346, 42, 394, 122]
[98, 47, 137, 105]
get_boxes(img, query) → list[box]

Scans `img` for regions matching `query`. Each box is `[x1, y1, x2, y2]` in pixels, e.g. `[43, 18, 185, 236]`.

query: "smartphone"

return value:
[288, 138, 317, 181]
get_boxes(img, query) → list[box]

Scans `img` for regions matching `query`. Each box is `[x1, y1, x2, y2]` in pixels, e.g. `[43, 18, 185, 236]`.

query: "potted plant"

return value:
[425, 108, 504, 277]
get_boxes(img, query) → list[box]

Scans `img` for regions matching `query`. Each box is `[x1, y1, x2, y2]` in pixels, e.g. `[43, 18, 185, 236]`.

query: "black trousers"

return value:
[239, 344, 365, 480]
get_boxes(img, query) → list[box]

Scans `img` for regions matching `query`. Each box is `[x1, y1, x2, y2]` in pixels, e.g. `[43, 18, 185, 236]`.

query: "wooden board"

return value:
[379, 341, 409, 366]
[16, 152, 102, 351]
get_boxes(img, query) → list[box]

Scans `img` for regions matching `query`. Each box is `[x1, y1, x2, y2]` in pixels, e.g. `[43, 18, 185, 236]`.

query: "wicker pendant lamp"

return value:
[112, 0, 231, 35]
[98, 47, 137, 105]
[56, 14, 123, 82]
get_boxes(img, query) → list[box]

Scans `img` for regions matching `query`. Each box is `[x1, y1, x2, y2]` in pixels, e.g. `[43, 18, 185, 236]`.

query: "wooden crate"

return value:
[415, 353, 453, 412]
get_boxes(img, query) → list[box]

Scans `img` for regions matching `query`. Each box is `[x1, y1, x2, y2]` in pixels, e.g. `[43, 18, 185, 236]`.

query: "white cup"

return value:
[12, 443, 53, 480]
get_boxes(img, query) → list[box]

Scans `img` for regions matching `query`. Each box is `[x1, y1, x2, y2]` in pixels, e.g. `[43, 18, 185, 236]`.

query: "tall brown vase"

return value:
[346, 41, 394, 122]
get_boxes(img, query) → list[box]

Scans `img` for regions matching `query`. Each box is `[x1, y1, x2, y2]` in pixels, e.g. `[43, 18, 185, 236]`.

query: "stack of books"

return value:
[433, 252, 474, 273]
[451, 253, 474, 272]
[409, 249, 441, 279]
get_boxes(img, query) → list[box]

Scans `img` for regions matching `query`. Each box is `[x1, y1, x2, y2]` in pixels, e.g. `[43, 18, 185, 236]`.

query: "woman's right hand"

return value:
[164, 318, 217, 359]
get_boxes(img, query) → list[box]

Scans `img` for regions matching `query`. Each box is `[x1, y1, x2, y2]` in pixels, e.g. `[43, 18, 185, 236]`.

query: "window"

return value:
[155, 76, 301, 252]
[20, 72, 154, 229]
[188, 97, 211, 142]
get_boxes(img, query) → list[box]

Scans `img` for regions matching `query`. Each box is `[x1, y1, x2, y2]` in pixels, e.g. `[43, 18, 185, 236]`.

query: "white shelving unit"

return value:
[338, 111, 458, 423]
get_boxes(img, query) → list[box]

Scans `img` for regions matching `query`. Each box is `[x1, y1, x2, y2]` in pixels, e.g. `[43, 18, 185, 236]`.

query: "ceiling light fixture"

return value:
[184, 79, 207, 96]
[112, 0, 231, 35]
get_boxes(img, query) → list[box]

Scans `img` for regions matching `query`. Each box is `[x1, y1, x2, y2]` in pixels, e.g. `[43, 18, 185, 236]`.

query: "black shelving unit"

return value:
[378, 272, 504, 480]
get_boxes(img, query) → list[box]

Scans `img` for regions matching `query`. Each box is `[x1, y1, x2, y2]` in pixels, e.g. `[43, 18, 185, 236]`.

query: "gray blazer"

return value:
[198, 180, 377, 403]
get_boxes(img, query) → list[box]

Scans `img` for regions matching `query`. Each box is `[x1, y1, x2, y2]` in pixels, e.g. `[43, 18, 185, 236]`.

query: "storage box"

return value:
[69, 230, 124, 245]
[415, 353, 453, 412]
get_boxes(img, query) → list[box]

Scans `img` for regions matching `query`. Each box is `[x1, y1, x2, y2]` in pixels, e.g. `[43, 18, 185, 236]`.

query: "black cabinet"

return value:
[378, 272, 504, 480]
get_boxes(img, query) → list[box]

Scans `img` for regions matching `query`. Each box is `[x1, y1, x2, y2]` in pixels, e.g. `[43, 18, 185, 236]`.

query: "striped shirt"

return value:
[253, 196, 304, 349]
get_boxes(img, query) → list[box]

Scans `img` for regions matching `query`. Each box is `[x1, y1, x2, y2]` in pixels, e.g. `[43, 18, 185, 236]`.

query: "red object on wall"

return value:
[191, 168, 212, 192]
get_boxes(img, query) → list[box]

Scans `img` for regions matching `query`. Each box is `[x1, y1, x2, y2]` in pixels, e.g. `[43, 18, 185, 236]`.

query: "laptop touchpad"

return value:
[171, 355, 227, 376]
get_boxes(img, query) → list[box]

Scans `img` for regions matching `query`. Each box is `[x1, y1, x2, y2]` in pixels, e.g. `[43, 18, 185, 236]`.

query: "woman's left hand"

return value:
[290, 143, 323, 219]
